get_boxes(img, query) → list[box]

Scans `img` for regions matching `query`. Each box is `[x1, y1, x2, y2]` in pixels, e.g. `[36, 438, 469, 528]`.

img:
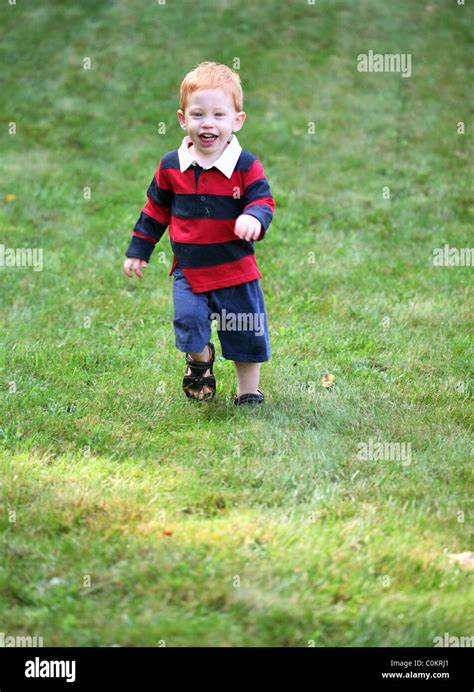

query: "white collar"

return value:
[178, 134, 242, 178]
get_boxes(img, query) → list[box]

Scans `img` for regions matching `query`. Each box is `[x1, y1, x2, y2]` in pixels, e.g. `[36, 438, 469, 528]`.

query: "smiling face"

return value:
[177, 88, 246, 158]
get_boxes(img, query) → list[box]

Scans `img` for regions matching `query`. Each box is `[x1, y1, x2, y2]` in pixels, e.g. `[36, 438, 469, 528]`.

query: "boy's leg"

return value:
[188, 344, 212, 360]
[187, 343, 214, 400]
[209, 277, 271, 397]
[172, 267, 214, 399]
[233, 361, 261, 397]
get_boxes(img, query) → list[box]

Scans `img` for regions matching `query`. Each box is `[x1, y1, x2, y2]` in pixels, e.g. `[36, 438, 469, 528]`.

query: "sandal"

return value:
[182, 342, 216, 401]
[234, 388, 265, 406]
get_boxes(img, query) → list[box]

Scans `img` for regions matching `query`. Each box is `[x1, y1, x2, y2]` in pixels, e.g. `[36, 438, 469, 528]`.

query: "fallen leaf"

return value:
[322, 373, 335, 389]
[4, 194, 16, 203]
[162, 530, 173, 537]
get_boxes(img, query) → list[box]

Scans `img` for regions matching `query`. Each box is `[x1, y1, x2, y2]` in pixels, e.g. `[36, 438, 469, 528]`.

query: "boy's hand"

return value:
[123, 257, 148, 279]
[234, 214, 262, 241]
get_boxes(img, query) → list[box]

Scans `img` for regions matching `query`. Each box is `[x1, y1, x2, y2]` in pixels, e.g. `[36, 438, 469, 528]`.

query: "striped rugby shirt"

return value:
[124, 134, 275, 293]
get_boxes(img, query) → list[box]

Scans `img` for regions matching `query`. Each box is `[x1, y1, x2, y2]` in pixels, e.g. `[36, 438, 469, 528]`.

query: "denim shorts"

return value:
[172, 266, 271, 362]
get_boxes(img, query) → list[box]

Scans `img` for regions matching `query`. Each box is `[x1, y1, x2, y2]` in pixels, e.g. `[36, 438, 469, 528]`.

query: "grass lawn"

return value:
[1, 0, 472, 646]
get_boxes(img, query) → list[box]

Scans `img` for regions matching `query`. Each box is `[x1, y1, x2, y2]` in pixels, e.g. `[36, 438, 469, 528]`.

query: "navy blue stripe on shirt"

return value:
[134, 211, 168, 242]
[147, 175, 174, 207]
[172, 194, 246, 219]
[170, 238, 255, 268]
[245, 177, 272, 203]
[125, 235, 155, 262]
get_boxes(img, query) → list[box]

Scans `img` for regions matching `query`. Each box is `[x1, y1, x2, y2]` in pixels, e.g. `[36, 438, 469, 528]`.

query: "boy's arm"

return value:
[125, 159, 173, 262]
[241, 158, 275, 241]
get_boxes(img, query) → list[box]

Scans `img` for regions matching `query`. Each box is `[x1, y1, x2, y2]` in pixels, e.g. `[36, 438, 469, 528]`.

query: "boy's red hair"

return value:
[179, 61, 243, 113]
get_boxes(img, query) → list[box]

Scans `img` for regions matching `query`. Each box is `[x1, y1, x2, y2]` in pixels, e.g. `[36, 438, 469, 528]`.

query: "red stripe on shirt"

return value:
[143, 198, 171, 225]
[176, 254, 261, 293]
[133, 230, 158, 244]
[169, 216, 238, 244]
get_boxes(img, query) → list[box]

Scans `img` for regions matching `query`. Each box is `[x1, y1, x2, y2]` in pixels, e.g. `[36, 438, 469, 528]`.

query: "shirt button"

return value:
[200, 196, 206, 201]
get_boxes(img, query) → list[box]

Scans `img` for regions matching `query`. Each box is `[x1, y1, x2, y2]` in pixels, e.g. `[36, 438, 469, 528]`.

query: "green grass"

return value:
[0, 0, 472, 646]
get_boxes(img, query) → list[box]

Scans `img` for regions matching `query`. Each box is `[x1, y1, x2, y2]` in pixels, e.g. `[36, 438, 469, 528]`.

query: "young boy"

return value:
[123, 62, 275, 405]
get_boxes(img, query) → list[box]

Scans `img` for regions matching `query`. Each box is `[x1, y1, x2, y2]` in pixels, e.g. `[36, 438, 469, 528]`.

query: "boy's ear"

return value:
[177, 109, 187, 129]
[232, 111, 246, 132]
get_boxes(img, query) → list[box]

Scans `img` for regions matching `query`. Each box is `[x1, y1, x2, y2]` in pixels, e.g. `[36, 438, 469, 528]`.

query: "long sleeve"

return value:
[242, 158, 275, 241]
[125, 159, 174, 262]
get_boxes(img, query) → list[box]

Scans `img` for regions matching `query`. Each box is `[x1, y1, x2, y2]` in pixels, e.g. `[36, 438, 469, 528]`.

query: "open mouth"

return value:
[199, 133, 218, 145]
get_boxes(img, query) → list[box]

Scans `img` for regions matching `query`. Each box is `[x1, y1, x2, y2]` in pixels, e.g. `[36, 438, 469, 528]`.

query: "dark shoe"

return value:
[234, 388, 264, 406]
[182, 342, 216, 401]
